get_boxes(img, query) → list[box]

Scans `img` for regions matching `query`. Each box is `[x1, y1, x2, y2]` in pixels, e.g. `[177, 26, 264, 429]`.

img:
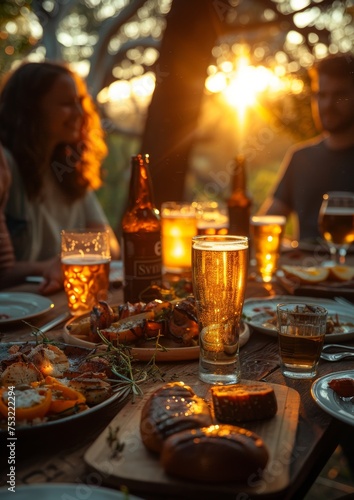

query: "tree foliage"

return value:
[1, 0, 353, 210]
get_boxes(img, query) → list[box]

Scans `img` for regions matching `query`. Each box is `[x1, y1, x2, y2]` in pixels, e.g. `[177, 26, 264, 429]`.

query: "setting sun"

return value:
[205, 55, 288, 124]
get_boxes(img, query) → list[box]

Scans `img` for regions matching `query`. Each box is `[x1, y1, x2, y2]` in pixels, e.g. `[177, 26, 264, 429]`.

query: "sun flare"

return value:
[206, 55, 287, 125]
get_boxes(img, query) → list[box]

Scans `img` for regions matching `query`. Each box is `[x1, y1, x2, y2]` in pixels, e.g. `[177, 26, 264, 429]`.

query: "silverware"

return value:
[38, 312, 72, 333]
[321, 343, 354, 362]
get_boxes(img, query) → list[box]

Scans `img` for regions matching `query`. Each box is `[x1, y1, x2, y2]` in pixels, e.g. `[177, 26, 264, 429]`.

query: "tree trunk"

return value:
[140, 0, 221, 209]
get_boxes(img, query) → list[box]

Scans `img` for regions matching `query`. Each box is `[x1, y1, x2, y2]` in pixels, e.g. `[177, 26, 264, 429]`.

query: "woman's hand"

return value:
[38, 256, 63, 295]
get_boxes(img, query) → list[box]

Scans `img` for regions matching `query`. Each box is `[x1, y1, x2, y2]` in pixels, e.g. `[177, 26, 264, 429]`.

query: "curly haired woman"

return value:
[0, 61, 119, 291]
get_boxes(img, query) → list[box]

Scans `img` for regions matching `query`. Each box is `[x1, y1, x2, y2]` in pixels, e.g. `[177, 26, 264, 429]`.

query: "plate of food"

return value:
[63, 297, 250, 362]
[243, 295, 354, 343]
[0, 484, 143, 500]
[311, 370, 354, 426]
[0, 293, 54, 326]
[277, 264, 354, 299]
[0, 341, 129, 435]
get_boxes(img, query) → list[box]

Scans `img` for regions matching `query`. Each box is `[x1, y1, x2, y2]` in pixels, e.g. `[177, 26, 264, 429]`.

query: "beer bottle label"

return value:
[122, 231, 162, 302]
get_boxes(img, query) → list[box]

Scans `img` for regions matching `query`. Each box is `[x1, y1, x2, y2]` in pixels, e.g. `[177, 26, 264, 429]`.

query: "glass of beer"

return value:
[277, 303, 327, 379]
[192, 201, 229, 235]
[192, 235, 249, 384]
[250, 215, 286, 283]
[161, 202, 197, 273]
[318, 191, 354, 264]
[61, 229, 111, 316]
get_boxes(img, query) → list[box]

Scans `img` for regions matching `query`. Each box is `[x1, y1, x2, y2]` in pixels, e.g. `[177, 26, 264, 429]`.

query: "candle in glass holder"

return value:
[161, 202, 197, 273]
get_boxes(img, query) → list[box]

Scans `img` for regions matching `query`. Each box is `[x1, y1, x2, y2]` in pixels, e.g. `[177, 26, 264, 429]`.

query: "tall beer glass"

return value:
[250, 215, 286, 283]
[61, 229, 111, 316]
[192, 235, 249, 384]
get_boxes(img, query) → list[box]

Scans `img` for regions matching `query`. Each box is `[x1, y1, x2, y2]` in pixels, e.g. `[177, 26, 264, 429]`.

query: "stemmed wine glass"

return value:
[318, 191, 354, 265]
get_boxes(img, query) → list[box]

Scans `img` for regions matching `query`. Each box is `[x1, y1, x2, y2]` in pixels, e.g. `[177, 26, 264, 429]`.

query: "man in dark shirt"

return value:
[259, 54, 354, 243]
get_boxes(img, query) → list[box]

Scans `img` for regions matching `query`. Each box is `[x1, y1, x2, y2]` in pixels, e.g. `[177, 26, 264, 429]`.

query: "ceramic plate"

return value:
[0, 483, 143, 499]
[63, 314, 250, 362]
[243, 295, 354, 343]
[0, 293, 54, 325]
[0, 343, 126, 434]
[311, 370, 354, 426]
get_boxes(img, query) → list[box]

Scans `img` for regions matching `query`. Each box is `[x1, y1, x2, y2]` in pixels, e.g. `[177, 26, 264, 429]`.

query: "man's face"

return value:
[311, 73, 354, 134]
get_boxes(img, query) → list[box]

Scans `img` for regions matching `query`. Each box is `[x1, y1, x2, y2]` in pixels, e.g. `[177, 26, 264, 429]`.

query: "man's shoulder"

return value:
[289, 136, 325, 157]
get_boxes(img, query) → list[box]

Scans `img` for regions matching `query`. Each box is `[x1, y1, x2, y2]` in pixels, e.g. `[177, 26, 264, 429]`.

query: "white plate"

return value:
[0, 292, 54, 325]
[243, 295, 354, 343]
[311, 370, 354, 426]
[63, 316, 250, 362]
[0, 343, 127, 434]
[0, 483, 143, 499]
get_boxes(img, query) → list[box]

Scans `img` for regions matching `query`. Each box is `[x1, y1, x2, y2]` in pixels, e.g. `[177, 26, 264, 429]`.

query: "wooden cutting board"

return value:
[84, 378, 300, 498]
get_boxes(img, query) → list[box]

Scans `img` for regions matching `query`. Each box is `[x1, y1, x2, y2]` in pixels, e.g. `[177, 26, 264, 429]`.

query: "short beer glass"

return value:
[277, 303, 327, 379]
[192, 235, 249, 384]
[61, 229, 111, 316]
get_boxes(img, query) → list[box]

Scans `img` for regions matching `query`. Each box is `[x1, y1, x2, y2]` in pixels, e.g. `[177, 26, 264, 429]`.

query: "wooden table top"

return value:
[0, 252, 353, 498]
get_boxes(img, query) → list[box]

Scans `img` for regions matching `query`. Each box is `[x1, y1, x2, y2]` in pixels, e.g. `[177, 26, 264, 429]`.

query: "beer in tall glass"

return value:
[192, 235, 248, 384]
[61, 229, 111, 316]
[250, 215, 286, 283]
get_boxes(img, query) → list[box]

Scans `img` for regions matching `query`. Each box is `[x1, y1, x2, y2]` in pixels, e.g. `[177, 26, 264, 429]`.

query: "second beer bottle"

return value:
[227, 154, 252, 238]
[121, 154, 163, 303]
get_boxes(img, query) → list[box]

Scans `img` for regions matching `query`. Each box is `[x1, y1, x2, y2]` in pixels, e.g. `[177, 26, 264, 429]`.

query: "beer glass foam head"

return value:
[192, 238, 248, 251]
[250, 215, 286, 226]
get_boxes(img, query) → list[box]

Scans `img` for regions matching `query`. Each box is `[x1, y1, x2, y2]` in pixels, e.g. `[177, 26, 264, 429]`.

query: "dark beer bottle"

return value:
[121, 154, 163, 303]
[227, 154, 252, 238]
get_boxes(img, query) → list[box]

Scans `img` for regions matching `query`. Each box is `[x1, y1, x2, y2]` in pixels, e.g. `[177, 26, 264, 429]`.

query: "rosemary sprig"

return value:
[106, 425, 125, 458]
[21, 321, 167, 402]
[22, 321, 60, 346]
[91, 329, 166, 401]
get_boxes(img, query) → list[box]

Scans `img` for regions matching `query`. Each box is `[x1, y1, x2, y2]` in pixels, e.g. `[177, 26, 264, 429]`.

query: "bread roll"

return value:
[211, 382, 277, 423]
[161, 424, 269, 482]
[140, 382, 212, 453]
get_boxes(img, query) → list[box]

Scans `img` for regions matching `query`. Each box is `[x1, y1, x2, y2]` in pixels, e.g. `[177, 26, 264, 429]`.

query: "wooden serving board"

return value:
[84, 378, 300, 499]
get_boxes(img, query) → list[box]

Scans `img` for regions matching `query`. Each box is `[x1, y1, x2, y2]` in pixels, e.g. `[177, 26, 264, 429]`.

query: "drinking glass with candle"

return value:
[192, 235, 249, 384]
[277, 303, 327, 379]
[192, 201, 229, 235]
[61, 229, 111, 316]
[161, 202, 197, 273]
[250, 215, 286, 283]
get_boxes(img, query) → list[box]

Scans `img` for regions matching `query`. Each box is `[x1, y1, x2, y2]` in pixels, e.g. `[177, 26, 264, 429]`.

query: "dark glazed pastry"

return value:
[160, 424, 269, 482]
[140, 381, 212, 453]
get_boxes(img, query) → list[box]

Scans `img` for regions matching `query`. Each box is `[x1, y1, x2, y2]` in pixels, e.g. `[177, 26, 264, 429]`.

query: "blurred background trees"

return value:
[1, 0, 353, 236]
